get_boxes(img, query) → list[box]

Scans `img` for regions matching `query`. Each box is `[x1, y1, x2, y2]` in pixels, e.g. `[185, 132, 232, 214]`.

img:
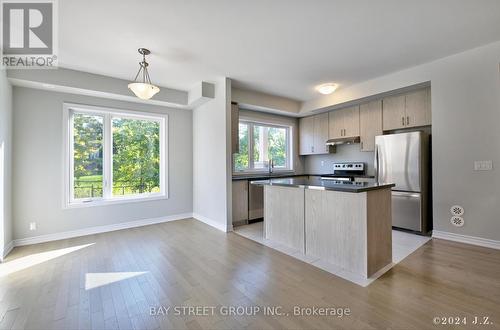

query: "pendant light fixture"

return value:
[128, 48, 160, 100]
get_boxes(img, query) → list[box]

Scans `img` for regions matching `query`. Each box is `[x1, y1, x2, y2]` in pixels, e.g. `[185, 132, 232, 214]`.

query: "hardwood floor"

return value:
[0, 218, 499, 329]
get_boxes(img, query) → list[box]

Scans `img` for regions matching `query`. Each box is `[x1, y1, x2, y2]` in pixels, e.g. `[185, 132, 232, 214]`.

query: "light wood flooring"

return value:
[0, 218, 499, 330]
[234, 222, 431, 286]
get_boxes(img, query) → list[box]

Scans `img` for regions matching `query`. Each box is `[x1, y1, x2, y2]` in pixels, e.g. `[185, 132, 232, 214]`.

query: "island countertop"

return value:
[232, 173, 375, 181]
[251, 177, 394, 193]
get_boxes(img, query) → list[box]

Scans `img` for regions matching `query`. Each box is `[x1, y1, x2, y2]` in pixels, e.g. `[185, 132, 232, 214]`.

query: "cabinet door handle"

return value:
[406, 116, 410, 125]
[402, 116, 405, 126]
[360, 141, 364, 150]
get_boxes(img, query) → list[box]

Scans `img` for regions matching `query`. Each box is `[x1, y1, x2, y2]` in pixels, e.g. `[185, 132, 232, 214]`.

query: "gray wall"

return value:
[0, 69, 13, 255]
[304, 145, 374, 175]
[12, 87, 193, 240]
[238, 108, 305, 174]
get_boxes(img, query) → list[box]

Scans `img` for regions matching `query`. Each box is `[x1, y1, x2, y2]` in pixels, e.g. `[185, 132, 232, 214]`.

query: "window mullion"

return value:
[103, 114, 112, 199]
[68, 110, 75, 203]
[248, 123, 254, 169]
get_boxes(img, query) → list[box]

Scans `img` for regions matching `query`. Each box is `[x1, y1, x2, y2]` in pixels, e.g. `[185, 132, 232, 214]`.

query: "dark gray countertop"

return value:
[250, 177, 394, 193]
[232, 173, 320, 181]
[232, 173, 375, 181]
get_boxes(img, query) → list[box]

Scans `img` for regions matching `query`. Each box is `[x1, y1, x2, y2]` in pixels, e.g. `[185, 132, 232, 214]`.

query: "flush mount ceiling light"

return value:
[316, 83, 339, 95]
[128, 48, 160, 100]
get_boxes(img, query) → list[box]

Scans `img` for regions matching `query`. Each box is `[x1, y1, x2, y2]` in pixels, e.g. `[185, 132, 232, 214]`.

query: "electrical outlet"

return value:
[474, 160, 493, 171]
[29, 222, 37, 231]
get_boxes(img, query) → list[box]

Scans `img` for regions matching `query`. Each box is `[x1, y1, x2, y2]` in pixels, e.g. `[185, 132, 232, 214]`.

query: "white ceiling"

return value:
[59, 0, 500, 101]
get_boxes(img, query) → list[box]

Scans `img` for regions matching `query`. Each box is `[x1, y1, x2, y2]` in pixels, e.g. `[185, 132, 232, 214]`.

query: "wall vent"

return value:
[450, 205, 464, 216]
[450, 216, 464, 227]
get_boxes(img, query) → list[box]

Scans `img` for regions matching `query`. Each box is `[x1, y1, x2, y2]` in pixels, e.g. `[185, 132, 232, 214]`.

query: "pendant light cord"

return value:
[132, 52, 152, 84]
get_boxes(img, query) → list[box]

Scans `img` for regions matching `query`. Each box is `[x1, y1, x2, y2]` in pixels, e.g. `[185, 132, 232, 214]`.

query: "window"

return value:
[233, 121, 292, 173]
[63, 104, 167, 207]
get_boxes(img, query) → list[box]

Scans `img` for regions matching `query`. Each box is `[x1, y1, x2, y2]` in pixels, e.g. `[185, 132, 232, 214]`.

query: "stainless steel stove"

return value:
[320, 162, 366, 182]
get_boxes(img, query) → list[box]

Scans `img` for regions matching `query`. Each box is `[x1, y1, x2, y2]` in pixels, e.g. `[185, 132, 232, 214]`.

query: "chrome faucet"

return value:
[268, 158, 274, 174]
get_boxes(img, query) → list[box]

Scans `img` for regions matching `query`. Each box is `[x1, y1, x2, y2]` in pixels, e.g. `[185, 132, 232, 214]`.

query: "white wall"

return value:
[12, 87, 193, 240]
[301, 41, 500, 241]
[0, 69, 13, 256]
[193, 78, 232, 231]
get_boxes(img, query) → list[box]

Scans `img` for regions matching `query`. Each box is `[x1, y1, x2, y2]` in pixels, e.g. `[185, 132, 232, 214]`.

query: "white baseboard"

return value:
[192, 213, 229, 232]
[433, 230, 500, 250]
[2, 241, 14, 260]
[12, 212, 194, 248]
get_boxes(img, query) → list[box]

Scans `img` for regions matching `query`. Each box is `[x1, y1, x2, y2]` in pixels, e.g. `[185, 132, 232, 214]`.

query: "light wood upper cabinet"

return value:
[231, 103, 239, 154]
[313, 112, 329, 154]
[299, 116, 314, 155]
[328, 106, 359, 138]
[299, 88, 431, 156]
[382, 94, 406, 130]
[382, 88, 431, 130]
[360, 100, 382, 152]
[299, 113, 331, 155]
[328, 109, 344, 139]
[343, 106, 360, 138]
[405, 88, 431, 128]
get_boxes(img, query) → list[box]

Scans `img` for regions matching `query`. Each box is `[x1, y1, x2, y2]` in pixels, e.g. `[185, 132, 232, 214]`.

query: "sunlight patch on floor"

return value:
[85, 272, 148, 290]
[0, 243, 94, 277]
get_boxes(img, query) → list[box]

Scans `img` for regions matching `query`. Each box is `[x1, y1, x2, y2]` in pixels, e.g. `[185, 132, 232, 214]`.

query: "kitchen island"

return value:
[251, 177, 395, 279]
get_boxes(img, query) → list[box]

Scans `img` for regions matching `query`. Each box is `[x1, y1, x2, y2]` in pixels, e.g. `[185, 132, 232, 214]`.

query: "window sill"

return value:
[64, 193, 168, 209]
[232, 170, 294, 176]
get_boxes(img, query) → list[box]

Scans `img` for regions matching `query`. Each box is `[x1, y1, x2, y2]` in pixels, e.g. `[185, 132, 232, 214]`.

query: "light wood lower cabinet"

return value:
[264, 185, 305, 252]
[304, 188, 392, 277]
[305, 189, 367, 275]
[232, 180, 248, 225]
[262, 184, 393, 278]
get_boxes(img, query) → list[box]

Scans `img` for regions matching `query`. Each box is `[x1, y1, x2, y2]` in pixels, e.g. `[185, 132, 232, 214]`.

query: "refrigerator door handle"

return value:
[392, 191, 420, 198]
[374, 144, 379, 183]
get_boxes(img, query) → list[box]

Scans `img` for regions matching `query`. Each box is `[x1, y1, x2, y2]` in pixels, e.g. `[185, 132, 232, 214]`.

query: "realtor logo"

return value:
[1, 0, 58, 68]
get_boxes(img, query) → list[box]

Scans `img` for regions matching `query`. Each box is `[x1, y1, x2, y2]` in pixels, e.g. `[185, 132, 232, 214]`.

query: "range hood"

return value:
[326, 136, 361, 146]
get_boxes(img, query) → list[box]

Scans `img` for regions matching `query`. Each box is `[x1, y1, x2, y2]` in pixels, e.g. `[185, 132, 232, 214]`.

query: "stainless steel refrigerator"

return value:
[375, 131, 431, 233]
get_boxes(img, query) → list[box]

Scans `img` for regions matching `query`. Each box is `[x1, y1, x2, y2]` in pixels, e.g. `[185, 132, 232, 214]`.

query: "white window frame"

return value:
[233, 120, 293, 174]
[62, 103, 168, 208]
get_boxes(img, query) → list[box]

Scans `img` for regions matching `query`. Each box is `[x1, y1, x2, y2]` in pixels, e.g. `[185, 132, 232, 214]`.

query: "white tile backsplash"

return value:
[303, 144, 375, 175]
